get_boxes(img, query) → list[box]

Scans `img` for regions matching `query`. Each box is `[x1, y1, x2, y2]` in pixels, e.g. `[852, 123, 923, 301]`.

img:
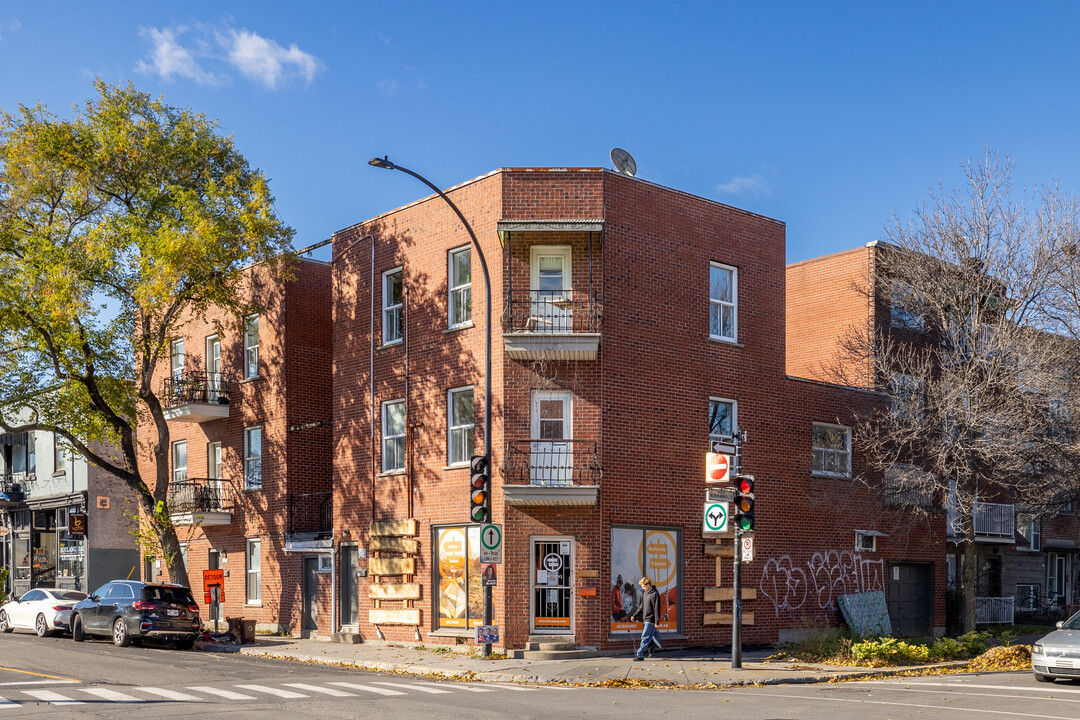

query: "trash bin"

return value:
[240, 619, 256, 644]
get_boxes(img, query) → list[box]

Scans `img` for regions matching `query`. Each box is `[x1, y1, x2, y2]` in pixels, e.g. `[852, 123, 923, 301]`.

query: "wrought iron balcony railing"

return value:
[0, 476, 25, 502]
[502, 290, 601, 334]
[161, 372, 231, 407]
[502, 439, 601, 487]
[288, 491, 333, 538]
[168, 477, 234, 514]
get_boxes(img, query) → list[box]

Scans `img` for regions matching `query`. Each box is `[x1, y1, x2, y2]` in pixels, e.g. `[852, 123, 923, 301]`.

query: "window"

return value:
[383, 268, 403, 345]
[382, 400, 405, 472]
[812, 423, 851, 477]
[883, 464, 934, 509]
[708, 398, 737, 443]
[53, 441, 66, 475]
[889, 372, 923, 421]
[244, 427, 262, 489]
[246, 538, 261, 604]
[170, 339, 185, 379]
[1018, 514, 1041, 551]
[447, 387, 474, 466]
[854, 531, 880, 552]
[448, 247, 472, 328]
[243, 314, 260, 379]
[1016, 583, 1039, 605]
[709, 263, 738, 342]
[434, 525, 483, 628]
[890, 281, 924, 329]
[171, 441, 187, 484]
[207, 442, 222, 479]
[179, 543, 188, 575]
[610, 527, 681, 633]
[26, 433, 35, 475]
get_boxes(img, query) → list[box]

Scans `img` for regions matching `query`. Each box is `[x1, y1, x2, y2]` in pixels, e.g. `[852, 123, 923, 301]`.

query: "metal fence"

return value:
[161, 372, 231, 406]
[947, 501, 1015, 539]
[168, 478, 233, 513]
[288, 491, 333, 538]
[975, 596, 1015, 624]
[502, 290, 601, 334]
[503, 439, 601, 486]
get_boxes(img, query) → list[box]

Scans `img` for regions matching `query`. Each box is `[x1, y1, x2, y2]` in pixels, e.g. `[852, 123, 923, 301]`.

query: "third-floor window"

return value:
[383, 268, 403, 345]
[382, 399, 406, 472]
[709, 262, 738, 342]
[170, 339, 185, 379]
[244, 315, 260, 379]
[244, 427, 262, 489]
[172, 441, 187, 484]
[448, 247, 472, 328]
[448, 386, 474, 466]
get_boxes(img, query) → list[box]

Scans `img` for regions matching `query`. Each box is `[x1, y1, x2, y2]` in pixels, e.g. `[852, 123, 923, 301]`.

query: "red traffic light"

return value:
[737, 477, 754, 495]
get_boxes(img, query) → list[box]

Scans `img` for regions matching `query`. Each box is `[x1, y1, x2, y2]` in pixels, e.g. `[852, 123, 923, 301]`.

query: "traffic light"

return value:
[705, 452, 731, 483]
[733, 476, 754, 531]
[470, 454, 490, 523]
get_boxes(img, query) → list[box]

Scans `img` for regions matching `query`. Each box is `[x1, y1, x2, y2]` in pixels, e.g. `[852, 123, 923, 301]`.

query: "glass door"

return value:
[531, 391, 572, 485]
[531, 538, 573, 633]
[206, 335, 222, 402]
[530, 246, 571, 332]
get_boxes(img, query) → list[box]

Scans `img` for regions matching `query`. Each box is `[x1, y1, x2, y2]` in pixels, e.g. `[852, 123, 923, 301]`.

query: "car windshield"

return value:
[1062, 613, 1080, 630]
[143, 587, 194, 604]
[54, 591, 87, 601]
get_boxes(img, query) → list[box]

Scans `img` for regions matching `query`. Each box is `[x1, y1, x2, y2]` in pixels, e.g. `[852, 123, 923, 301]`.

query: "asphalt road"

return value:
[0, 631, 1076, 718]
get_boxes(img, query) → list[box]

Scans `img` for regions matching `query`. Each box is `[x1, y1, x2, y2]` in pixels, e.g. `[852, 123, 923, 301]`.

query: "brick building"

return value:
[330, 169, 944, 650]
[138, 258, 333, 635]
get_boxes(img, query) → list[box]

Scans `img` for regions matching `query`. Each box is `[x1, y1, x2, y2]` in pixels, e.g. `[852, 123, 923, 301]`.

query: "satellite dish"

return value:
[610, 148, 637, 177]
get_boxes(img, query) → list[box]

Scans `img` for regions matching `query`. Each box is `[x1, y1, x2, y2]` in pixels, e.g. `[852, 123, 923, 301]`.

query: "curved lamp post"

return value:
[368, 156, 493, 655]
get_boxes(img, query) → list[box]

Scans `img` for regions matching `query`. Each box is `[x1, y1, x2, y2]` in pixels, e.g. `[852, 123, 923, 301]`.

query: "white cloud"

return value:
[376, 78, 399, 95]
[136, 24, 321, 90]
[0, 18, 21, 43]
[717, 173, 771, 198]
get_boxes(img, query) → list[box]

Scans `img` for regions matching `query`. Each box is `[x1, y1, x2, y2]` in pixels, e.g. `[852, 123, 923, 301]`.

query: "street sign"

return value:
[741, 536, 754, 562]
[479, 523, 503, 563]
[711, 440, 737, 455]
[704, 502, 729, 532]
[707, 486, 736, 503]
[706, 453, 731, 483]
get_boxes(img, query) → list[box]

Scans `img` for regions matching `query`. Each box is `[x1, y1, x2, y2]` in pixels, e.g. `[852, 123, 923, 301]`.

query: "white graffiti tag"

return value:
[759, 550, 885, 618]
[759, 556, 808, 616]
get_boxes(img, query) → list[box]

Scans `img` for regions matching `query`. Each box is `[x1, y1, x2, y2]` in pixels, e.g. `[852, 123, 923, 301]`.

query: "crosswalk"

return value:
[0, 679, 550, 708]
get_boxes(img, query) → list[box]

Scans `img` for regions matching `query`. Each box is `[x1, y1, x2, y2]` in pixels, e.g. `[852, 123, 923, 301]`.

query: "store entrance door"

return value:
[531, 538, 573, 634]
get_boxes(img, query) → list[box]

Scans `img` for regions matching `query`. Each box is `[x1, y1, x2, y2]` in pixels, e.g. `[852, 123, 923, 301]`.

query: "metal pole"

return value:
[732, 526, 742, 669]
[371, 159, 493, 657]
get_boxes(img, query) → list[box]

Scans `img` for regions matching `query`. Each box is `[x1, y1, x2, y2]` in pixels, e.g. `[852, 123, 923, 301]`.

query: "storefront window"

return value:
[610, 527, 681, 633]
[14, 535, 29, 581]
[32, 511, 57, 585]
[59, 537, 84, 581]
[435, 525, 482, 628]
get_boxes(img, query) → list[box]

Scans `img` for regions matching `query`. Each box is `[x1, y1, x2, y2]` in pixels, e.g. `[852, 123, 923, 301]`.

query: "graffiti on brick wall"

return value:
[759, 550, 886, 617]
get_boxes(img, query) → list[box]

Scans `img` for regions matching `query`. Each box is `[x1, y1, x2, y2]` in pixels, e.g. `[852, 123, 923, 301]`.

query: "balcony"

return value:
[0, 475, 26, 504]
[501, 290, 601, 361]
[947, 501, 1015, 543]
[168, 476, 234, 526]
[284, 491, 333, 552]
[501, 439, 601, 506]
[161, 373, 231, 423]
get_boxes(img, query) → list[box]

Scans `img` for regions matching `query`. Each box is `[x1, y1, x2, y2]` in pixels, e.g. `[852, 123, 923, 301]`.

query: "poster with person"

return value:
[436, 526, 483, 628]
[610, 527, 680, 633]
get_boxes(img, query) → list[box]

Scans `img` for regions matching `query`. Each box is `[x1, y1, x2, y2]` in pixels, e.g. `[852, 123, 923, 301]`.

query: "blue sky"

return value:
[2, 2, 1079, 263]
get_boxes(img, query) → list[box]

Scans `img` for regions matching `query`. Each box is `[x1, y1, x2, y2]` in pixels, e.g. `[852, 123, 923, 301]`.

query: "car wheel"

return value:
[1035, 672, 1055, 683]
[112, 618, 131, 647]
[72, 615, 84, 642]
[35, 614, 50, 638]
[0, 611, 11, 633]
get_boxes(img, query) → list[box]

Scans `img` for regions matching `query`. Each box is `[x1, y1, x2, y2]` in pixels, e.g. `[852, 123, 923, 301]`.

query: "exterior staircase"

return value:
[511, 634, 598, 660]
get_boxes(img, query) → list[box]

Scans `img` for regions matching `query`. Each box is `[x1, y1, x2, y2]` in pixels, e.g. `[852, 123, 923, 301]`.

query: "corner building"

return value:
[333, 168, 944, 651]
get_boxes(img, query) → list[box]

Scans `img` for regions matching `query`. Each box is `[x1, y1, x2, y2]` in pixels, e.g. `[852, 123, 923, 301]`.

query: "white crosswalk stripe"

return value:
[0, 696, 16, 709]
[136, 687, 203, 701]
[80, 687, 142, 703]
[282, 683, 356, 697]
[328, 681, 406, 696]
[484, 683, 540, 691]
[370, 681, 452, 694]
[412, 681, 493, 693]
[186, 686, 256, 700]
[235, 684, 309, 699]
[21, 690, 85, 705]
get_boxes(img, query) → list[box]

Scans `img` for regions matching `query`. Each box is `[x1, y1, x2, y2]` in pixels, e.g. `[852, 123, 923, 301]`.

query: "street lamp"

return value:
[368, 156, 494, 656]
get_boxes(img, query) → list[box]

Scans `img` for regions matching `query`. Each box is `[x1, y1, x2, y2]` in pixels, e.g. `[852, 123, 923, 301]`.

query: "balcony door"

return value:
[531, 391, 572, 485]
[206, 335, 222, 402]
[207, 442, 223, 510]
[530, 246, 572, 332]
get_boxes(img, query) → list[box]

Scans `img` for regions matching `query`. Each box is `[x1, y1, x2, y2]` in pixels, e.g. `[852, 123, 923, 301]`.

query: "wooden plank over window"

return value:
[369, 608, 421, 625]
[370, 536, 420, 554]
[370, 519, 418, 537]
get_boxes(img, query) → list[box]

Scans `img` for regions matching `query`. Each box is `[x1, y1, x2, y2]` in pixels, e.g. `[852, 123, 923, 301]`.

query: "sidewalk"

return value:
[222, 638, 968, 687]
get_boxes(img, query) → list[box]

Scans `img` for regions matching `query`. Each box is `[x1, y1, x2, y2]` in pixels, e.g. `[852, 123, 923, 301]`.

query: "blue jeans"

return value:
[636, 622, 659, 658]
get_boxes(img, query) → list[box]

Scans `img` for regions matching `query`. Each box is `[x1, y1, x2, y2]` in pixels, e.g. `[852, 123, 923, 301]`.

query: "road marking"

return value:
[0, 667, 79, 682]
[867, 680, 1080, 695]
[21, 690, 85, 705]
[0, 696, 16, 709]
[328, 682, 405, 696]
[859, 685, 1080, 704]
[484, 683, 539, 691]
[235, 684, 309, 699]
[80, 687, 142, 703]
[0, 680, 79, 687]
[370, 681, 452, 694]
[136, 687, 202, 701]
[412, 681, 493, 692]
[282, 683, 356, 697]
[186, 686, 256, 700]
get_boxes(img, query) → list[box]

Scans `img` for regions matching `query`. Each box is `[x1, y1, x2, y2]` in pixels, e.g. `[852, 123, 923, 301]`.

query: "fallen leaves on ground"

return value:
[965, 645, 1032, 672]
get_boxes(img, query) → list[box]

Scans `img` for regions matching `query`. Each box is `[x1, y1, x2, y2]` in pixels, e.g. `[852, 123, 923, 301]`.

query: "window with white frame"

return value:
[171, 441, 187, 484]
[709, 263, 737, 342]
[170, 339, 185, 379]
[708, 398, 736, 443]
[207, 441, 222, 479]
[244, 427, 262, 489]
[448, 387, 474, 466]
[383, 268, 403, 345]
[53, 441, 66, 474]
[246, 538, 261, 603]
[243, 314, 260, 379]
[382, 399, 405, 472]
[1018, 513, 1041, 551]
[812, 422, 851, 477]
[448, 247, 472, 328]
[1016, 583, 1039, 605]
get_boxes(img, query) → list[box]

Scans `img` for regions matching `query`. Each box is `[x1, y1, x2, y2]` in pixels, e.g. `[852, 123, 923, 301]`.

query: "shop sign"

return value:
[68, 513, 87, 536]
[0, 527, 8, 537]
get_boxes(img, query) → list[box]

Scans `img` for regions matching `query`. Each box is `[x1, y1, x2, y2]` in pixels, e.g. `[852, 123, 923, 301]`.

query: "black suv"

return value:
[71, 580, 201, 648]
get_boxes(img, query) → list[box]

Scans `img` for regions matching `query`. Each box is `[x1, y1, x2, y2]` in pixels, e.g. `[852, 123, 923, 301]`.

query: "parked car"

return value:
[0, 588, 88, 637]
[71, 580, 201, 648]
[1032, 613, 1080, 682]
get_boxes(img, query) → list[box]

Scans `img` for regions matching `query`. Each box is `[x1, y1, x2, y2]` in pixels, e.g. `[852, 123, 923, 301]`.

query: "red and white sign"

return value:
[705, 452, 731, 483]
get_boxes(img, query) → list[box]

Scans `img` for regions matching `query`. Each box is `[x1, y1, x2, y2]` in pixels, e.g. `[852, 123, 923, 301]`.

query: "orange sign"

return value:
[203, 569, 225, 603]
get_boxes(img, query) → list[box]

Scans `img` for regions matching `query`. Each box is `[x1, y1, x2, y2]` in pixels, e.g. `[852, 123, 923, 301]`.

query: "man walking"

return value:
[634, 576, 662, 661]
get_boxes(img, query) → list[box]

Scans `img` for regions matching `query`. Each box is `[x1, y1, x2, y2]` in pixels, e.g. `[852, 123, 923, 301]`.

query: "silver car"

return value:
[1032, 614, 1080, 682]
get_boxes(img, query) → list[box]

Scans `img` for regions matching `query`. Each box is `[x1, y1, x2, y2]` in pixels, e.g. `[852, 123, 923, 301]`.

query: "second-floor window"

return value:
[244, 427, 262, 489]
[383, 268, 403, 345]
[244, 315, 260, 379]
[709, 263, 738, 342]
[448, 247, 472, 328]
[53, 442, 66, 475]
[172, 441, 187, 484]
[1018, 513, 1041, 551]
[708, 398, 736, 443]
[207, 441, 222, 479]
[448, 387, 474, 466]
[382, 399, 405, 472]
[170, 339, 185, 379]
[812, 422, 851, 477]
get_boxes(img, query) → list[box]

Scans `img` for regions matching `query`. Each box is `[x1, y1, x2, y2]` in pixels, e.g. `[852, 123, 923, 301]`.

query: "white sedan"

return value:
[0, 588, 88, 637]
